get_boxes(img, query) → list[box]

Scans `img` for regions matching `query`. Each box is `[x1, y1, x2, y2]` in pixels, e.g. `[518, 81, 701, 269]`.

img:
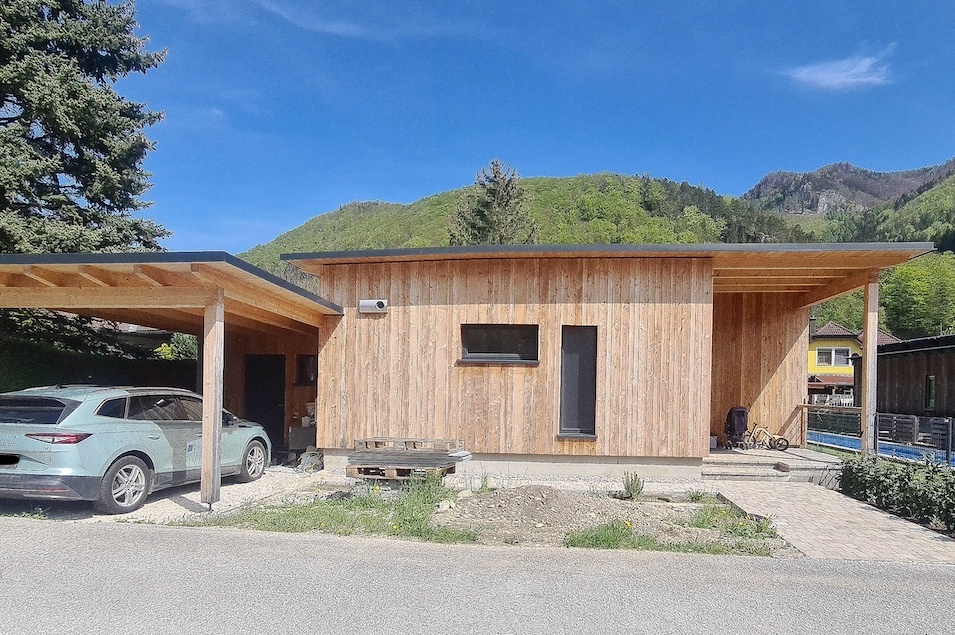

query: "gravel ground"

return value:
[0, 466, 337, 523]
[0, 468, 798, 557]
[431, 484, 800, 554]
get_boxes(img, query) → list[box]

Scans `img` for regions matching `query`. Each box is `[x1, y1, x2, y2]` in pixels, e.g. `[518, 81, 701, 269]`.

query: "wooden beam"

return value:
[200, 288, 225, 507]
[191, 263, 328, 325]
[224, 297, 319, 336]
[0, 272, 46, 288]
[75, 265, 155, 288]
[0, 287, 214, 309]
[714, 268, 859, 277]
[71, 308, 205, 337]
[798, 269, 879, 307]
[861, 279, 879, 454]
[20, 266, 59, 287]
[714, 285, 815, 294]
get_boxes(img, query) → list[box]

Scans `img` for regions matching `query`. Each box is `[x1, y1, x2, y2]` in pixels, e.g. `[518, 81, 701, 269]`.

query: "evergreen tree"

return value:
[0, 1, 167, 356]
[0, 0, 168, 253]
[449, 160, 539, 245]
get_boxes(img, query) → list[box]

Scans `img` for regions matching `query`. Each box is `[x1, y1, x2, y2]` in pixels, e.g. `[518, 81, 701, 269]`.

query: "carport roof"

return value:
[282, 242, 934, 306]
[0, 251, 342, 336]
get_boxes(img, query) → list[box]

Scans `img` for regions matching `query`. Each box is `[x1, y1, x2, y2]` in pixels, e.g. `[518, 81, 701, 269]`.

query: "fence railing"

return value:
[804, 405, 955, 466]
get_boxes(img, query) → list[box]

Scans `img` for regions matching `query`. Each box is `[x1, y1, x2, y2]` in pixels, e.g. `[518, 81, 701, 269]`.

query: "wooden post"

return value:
[861, 272, 879, 455]
[201, 288, 225, 507]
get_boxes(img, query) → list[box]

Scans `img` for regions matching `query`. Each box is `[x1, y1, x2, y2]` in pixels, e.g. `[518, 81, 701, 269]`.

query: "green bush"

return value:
[840, 456, 955, 532]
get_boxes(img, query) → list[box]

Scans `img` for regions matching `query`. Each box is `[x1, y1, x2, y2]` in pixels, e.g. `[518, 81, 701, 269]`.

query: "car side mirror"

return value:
[222, 411, 236, 426]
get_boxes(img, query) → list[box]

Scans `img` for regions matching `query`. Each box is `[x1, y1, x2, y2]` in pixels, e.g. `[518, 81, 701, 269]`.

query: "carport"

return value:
[0, 252, 342, 507]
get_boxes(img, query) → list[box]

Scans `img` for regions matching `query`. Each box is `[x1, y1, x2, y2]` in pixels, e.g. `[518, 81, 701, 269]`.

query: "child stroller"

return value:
[724, 406, 749, 448]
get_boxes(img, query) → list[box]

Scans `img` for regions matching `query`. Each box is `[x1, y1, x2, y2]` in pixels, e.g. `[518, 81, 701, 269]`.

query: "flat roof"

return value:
[0, 251, 342, 336]
[282, 242, 934, 305]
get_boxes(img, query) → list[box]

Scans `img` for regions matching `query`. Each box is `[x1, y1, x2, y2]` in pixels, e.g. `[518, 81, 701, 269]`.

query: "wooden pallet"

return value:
[354, 437, 464, 451]
[345, 465, 455, 480]
[346, 438, 467, 481]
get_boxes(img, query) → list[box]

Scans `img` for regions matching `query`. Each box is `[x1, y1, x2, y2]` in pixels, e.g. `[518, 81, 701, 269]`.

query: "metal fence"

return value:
[806, 406, 955, 465]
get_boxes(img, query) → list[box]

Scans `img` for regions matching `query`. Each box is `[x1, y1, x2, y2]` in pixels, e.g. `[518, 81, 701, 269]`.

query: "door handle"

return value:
[147, 434, 160, 440]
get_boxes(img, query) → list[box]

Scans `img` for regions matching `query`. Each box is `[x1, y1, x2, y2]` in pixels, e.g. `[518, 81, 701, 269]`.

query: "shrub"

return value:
[622, 472, 644, 499]
[840, 456, 955, 533]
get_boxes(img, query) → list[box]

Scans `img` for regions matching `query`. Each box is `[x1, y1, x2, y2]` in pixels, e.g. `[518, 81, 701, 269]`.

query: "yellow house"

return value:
[808, 321, 900, 404]
[809, 321, 860, 377]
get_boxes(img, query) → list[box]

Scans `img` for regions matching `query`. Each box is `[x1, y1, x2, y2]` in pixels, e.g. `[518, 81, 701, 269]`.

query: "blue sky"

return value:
[123, 1, 955, 252]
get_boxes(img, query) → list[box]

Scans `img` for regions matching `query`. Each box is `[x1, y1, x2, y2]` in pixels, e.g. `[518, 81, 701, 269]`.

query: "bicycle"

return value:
[742, 421, 790, 451]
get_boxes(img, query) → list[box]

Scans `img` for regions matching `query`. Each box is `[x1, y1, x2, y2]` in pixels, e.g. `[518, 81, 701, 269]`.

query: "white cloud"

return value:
[252, 1, 478, 41]
[788, 49, 894, 90]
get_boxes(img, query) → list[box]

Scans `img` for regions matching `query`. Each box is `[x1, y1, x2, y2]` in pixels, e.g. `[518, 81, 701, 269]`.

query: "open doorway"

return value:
[244, 354, 286, 450]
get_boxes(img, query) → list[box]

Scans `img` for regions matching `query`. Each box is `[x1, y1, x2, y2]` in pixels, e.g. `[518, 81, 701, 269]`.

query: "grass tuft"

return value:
[563, 520, 774, 556]
[686, 504, 777, 538]
[183, 476, 476, 543]
[622, 472, 644, 499]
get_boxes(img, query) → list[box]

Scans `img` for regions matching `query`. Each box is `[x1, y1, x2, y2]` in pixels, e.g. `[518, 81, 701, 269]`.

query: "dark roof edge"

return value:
[0, 251, 343, 315]
[879, 333, 955, 355]
[280, 242, 936, 262]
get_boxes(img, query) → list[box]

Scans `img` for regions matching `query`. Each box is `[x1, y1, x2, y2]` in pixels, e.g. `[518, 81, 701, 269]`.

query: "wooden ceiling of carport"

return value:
[0, 253, 343, 336]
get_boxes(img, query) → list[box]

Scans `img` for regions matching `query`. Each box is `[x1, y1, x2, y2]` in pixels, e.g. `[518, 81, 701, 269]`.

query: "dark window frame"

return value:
[459, 324, 539, 365]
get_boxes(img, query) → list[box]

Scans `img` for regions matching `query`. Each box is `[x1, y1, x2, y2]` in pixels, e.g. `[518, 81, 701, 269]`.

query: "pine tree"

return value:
[0, 0, 169, 253]
[448, 160, 539, 245]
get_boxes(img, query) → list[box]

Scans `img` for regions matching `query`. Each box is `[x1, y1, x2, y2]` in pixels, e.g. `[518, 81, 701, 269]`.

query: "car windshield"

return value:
[0, 397, 79, 424]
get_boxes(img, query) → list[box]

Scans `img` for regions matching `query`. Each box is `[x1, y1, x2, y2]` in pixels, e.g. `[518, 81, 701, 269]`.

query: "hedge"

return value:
[0, 336, 195, 392]
[840, 455, 955, 534]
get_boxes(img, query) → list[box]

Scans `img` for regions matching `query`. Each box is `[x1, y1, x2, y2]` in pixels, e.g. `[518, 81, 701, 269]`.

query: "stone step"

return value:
[703, 458, 787, 469]
[702, 466, 792, 481]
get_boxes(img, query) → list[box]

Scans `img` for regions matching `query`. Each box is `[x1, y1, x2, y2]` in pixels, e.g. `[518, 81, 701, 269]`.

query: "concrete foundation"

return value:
[322, 448, 701, 481]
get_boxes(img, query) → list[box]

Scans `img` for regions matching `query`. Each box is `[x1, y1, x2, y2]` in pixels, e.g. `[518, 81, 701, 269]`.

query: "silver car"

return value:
[0, 385, 272, 514]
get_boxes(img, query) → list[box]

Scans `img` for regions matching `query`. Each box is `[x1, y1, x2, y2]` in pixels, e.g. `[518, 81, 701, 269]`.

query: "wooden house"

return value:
[0, 243, 933, 497]
[879, 334, 955, 417]
[283, 243, 931, 479]
[807, 320, 900, 405]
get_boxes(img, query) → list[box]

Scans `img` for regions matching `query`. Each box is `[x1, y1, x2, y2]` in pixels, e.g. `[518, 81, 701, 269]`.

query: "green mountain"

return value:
[239, 159, 955, 274]
[239, 173, 802, 273]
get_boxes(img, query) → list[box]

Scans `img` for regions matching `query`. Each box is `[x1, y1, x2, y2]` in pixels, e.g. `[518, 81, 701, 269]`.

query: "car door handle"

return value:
[147, 434, 161, 440]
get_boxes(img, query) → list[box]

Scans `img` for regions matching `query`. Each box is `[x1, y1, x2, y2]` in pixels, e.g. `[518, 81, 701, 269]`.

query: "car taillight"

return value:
[25, 433, 91, 444]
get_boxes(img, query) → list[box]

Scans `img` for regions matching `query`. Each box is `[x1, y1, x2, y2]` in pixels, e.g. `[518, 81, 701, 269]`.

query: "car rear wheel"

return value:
[95, 456, 151, 514]
[236, 440, 267, 483]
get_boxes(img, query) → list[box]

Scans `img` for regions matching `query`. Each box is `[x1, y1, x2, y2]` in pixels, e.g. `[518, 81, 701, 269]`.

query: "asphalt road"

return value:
[0, 517, 952, 635]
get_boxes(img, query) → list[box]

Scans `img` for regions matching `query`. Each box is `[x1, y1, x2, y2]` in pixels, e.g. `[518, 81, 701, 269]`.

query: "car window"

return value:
[178, 397, 204, 422]
[127, 395, 186, 421]
[96, 398, 128, 419]
[0, 397, 74, 424]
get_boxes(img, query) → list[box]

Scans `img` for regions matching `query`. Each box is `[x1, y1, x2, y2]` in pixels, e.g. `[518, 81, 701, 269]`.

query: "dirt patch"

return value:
[431, 484, 800, 555]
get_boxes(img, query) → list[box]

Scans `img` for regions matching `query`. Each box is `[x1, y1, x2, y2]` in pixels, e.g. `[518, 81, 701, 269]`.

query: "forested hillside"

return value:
[240, 173, 807, 272]
[239, 161, 955, 339]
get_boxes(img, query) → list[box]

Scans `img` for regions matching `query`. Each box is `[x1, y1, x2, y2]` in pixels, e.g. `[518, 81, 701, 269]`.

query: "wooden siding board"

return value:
[316, 257, 715, 458]
[710, 292, 808, 443]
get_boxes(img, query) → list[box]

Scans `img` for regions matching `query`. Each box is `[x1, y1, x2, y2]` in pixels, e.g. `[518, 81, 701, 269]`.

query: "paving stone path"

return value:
[716, 480, 955, 564]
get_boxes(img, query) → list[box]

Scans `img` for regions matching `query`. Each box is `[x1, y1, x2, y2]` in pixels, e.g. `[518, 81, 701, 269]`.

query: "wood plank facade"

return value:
[710, 293, 808, 443]
[314, 257, 714, 458]
[878, 335, 955, 417]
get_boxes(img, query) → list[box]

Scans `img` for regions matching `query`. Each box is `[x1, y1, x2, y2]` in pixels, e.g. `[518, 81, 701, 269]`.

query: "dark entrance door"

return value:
[245, 354, 286, 450]
[559, 326, 598, 436]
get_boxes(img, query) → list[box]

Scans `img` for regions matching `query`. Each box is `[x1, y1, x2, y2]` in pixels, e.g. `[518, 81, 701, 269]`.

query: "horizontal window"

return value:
[460, 324, 539, 363]
[816, 347, 851, 366]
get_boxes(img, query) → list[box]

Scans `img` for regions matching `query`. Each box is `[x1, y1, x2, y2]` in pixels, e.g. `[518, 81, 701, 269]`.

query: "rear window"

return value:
[0, 397, 79, 425]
